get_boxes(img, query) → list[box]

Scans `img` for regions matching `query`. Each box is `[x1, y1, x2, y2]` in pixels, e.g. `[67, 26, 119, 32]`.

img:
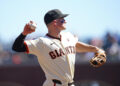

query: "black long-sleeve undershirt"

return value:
[12, 33, 27, 52]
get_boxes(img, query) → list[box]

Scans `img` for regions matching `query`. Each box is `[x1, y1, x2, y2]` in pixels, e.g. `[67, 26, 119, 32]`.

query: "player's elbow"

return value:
[12, 44, 19, 52]
[12, 42, 26, 52]
[12, 43, 21, 52]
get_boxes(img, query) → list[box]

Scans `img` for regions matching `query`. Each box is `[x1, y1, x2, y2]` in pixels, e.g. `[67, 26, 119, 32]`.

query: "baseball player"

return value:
[12, 9, 106, 86]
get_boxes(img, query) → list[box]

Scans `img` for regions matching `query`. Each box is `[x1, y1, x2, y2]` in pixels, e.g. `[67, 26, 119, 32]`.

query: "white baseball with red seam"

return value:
[29, 21, 37, 30]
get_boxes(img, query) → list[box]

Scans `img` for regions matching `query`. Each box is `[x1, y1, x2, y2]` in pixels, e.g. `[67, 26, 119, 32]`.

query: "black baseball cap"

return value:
[44, 9, 69, 25]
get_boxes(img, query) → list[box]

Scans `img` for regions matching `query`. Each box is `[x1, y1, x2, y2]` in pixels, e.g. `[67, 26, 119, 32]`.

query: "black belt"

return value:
[52, 79, 74, 86]
[52, 79, 62, 85]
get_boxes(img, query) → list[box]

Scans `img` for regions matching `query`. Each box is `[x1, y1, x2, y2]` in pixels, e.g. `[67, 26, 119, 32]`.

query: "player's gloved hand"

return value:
[22, 21, 37, 36]
[90, 49, 106, 67]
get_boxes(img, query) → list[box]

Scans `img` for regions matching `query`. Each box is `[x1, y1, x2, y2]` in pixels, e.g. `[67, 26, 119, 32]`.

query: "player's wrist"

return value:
[97, 48, 105, 54]
[21, 33, 27, 37]
[92, 47, 99, 53]
[94, 47, 101, 56]
[22, 32, 28, 36]
[95, 48, 106, 57]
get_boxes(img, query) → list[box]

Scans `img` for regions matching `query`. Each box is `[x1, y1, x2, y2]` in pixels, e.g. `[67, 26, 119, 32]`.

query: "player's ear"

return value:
[53, 20, 57, 26]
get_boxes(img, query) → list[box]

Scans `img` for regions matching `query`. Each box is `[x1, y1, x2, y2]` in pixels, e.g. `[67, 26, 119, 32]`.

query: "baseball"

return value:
[29, 21, 37, 30]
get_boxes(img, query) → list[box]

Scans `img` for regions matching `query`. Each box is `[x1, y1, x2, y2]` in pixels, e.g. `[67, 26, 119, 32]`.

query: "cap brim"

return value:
[60, 14, 69, 18]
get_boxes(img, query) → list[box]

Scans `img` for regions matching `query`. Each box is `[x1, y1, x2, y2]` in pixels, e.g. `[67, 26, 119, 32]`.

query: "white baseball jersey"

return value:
[24, 32, 78, 86]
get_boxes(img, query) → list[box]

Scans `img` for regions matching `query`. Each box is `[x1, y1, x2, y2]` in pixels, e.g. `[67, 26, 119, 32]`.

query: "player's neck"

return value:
[48, 29, 61, 39]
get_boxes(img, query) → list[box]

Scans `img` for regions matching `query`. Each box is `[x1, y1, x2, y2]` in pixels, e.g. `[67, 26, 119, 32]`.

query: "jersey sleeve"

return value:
[24, 38, 43, 55]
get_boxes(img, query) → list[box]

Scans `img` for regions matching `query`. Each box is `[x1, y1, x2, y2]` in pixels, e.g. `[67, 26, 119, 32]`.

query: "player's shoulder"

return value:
[61, 31, 78, 42]
[60, 31, 72, 36]
[39, 35, 50, 40]
[38, 35, 53, 43]
[60, 31, 77, 38]
[25, 35, 53, 45]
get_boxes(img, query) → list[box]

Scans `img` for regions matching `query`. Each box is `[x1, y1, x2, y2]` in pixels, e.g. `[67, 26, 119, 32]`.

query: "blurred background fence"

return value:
[0, 63, 120, 86]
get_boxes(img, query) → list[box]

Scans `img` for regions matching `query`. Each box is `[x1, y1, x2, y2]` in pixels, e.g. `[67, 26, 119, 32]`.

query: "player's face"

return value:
[56, 18, 66, 30]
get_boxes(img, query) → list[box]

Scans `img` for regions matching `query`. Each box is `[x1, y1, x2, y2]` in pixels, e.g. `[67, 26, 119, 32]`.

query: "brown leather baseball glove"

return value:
[90, 49, 106, 67]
